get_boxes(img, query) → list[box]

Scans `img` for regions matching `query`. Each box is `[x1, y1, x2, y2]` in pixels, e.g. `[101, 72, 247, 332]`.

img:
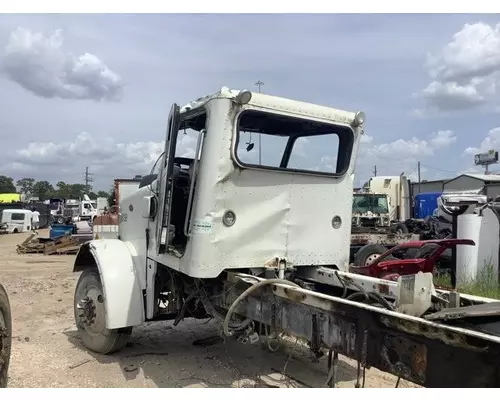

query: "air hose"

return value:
[222, 279, 301, 337]
[346, 291, 395, 311]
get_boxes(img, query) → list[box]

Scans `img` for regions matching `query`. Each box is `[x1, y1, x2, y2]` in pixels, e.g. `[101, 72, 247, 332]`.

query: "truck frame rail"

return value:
[218, 272, 500, 388]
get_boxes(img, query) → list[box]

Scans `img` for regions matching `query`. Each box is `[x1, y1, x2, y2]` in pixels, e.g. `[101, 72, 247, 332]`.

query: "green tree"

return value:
[97, 191, 109, 198]
[16, 177, 35, 196]
[32, 181, 55, 200]
[0, 176, 16, 193]
[67, 184, 87, 199]
[107, 185, 116, 208]
[55, 181, 68, 198]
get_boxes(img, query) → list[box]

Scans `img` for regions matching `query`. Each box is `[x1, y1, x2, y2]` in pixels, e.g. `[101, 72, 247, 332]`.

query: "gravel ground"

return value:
[0, 230, 416, 388]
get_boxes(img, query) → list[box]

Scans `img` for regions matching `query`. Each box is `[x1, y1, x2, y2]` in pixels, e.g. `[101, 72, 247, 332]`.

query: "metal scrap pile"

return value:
[16, 234, 80, 255]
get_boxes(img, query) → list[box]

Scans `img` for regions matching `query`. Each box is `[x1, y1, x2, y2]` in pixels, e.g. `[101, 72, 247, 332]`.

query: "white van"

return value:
[0, 209, 33, 233]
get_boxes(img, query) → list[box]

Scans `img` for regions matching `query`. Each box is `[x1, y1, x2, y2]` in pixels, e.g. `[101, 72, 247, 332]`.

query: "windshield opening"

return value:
[151, 111, 206, 177]
[234, 109, 354, 176]
[353, 194, 389, 214]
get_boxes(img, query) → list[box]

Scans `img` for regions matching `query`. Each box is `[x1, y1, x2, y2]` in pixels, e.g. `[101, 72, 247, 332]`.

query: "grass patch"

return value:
[434, 263, 500, 300]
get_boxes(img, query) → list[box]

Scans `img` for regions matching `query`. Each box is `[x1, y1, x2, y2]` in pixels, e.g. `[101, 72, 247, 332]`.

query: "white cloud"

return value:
[360, 134, 373, 144]
[2, 130, 198, 187]
[2, 27, 123, 101]
[430, 130, 457, 148]
[361, 130, 456, 160]
[464, 127, 500, 155]
[353, 130, 457, 182]
[419, 22, 500, 112]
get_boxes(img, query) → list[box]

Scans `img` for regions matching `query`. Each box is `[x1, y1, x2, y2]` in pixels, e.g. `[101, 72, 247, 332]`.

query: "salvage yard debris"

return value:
[16, 233, 80, 255]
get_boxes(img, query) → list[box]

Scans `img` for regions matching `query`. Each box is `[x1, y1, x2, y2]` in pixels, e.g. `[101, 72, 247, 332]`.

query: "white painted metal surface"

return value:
[78, 240, 145, 329]
[0, 209, 33, 233]
[457, 208, 499, 285]
[116, 185, 150, 290]
[368, 175, 411, 221]
[117, 181, 141, 205]
[147, 88, 363, 278]
[396, 272, 433, 316]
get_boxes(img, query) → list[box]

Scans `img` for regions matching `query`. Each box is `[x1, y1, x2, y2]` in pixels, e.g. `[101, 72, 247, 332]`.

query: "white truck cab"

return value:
[64, 196, 99, 223]
[73, 86, 363, 353]
[352, 191, 391, 229]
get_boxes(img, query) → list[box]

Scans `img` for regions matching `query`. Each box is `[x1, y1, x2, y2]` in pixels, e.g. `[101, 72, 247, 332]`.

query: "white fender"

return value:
[74, 239, 145, 329]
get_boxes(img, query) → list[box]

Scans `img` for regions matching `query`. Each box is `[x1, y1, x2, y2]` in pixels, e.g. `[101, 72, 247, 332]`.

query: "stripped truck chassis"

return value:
[72, 88, 500, 389]
[221, 272, 500, 388]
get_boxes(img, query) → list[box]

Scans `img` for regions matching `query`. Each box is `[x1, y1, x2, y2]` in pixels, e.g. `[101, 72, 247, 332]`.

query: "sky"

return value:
[1, 13, 500, 190]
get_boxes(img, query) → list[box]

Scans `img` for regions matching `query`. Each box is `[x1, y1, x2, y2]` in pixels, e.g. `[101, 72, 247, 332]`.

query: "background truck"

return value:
[72, 87, 500, 388]
[49, 195, 107, 224]
[352, 190, 408, 234]
[351, 178, 490, 268]
[350, 185, 417, 266]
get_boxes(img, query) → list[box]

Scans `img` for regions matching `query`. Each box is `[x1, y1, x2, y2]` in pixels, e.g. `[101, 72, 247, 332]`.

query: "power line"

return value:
[419, 163, 458, 174]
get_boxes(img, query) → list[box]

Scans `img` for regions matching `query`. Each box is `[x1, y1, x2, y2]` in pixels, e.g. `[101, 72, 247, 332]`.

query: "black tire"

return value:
[437, 228, 452, 239]
[12, 228, 18, 234]
[74, 269, 132, 355]
[354, 244, 389, 266]
[56, 216, 65, 224]
[390, 223, 409, 234]
[0, 284, 12, 388]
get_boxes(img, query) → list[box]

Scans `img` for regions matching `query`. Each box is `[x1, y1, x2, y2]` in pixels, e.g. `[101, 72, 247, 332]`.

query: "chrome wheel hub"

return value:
[365, 253, 380, 265]
[76, 287, 106, 335]
[77, 296, 96, 325]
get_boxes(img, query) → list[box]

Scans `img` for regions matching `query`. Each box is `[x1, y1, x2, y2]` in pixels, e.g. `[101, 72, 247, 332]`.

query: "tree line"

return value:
[0, 175, 111, 201]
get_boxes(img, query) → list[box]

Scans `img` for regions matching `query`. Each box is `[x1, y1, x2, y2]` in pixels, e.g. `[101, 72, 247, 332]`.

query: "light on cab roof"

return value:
[353, 111, 365, 127]
[234, 90, 252, 105]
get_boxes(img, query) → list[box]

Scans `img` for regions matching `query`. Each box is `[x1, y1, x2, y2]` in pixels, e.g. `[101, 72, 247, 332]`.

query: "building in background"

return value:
[411, 179, 446, 195]
[444, 173, 500, 199]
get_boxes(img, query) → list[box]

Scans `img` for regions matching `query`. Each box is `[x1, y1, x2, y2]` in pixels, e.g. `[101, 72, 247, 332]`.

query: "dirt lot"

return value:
[0, 230, 414, 388]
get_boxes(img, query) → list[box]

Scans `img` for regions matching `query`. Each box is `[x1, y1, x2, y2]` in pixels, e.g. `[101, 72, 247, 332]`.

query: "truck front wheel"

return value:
[74, 269, 132, 355]
[0, 284, 12, 388]
[390, 223, 409, 234]
[353, 244, 389, 266]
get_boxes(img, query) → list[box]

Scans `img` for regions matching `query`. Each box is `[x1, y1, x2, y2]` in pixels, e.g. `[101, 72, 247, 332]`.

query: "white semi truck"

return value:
[72, 87, 500, 387]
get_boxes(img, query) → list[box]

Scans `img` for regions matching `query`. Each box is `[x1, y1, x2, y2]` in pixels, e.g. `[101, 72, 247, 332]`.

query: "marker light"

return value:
[223, 210, 236, 227]
[353, 111, 366, 127]
[332, 216, 342, 229]
[235, 90, 252, 105]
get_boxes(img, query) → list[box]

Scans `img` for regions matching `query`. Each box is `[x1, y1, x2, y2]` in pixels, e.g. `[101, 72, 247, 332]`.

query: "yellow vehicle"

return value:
[0, 193, 21, 203]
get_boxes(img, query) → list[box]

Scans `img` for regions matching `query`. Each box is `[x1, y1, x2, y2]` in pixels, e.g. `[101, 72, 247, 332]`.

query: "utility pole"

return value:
[255, 80, 264, 93]
[255, 80, 264, 165]
[84, 166, 93, 194]
[417, 161, 421, 194]
[373, 165, 377, 176]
